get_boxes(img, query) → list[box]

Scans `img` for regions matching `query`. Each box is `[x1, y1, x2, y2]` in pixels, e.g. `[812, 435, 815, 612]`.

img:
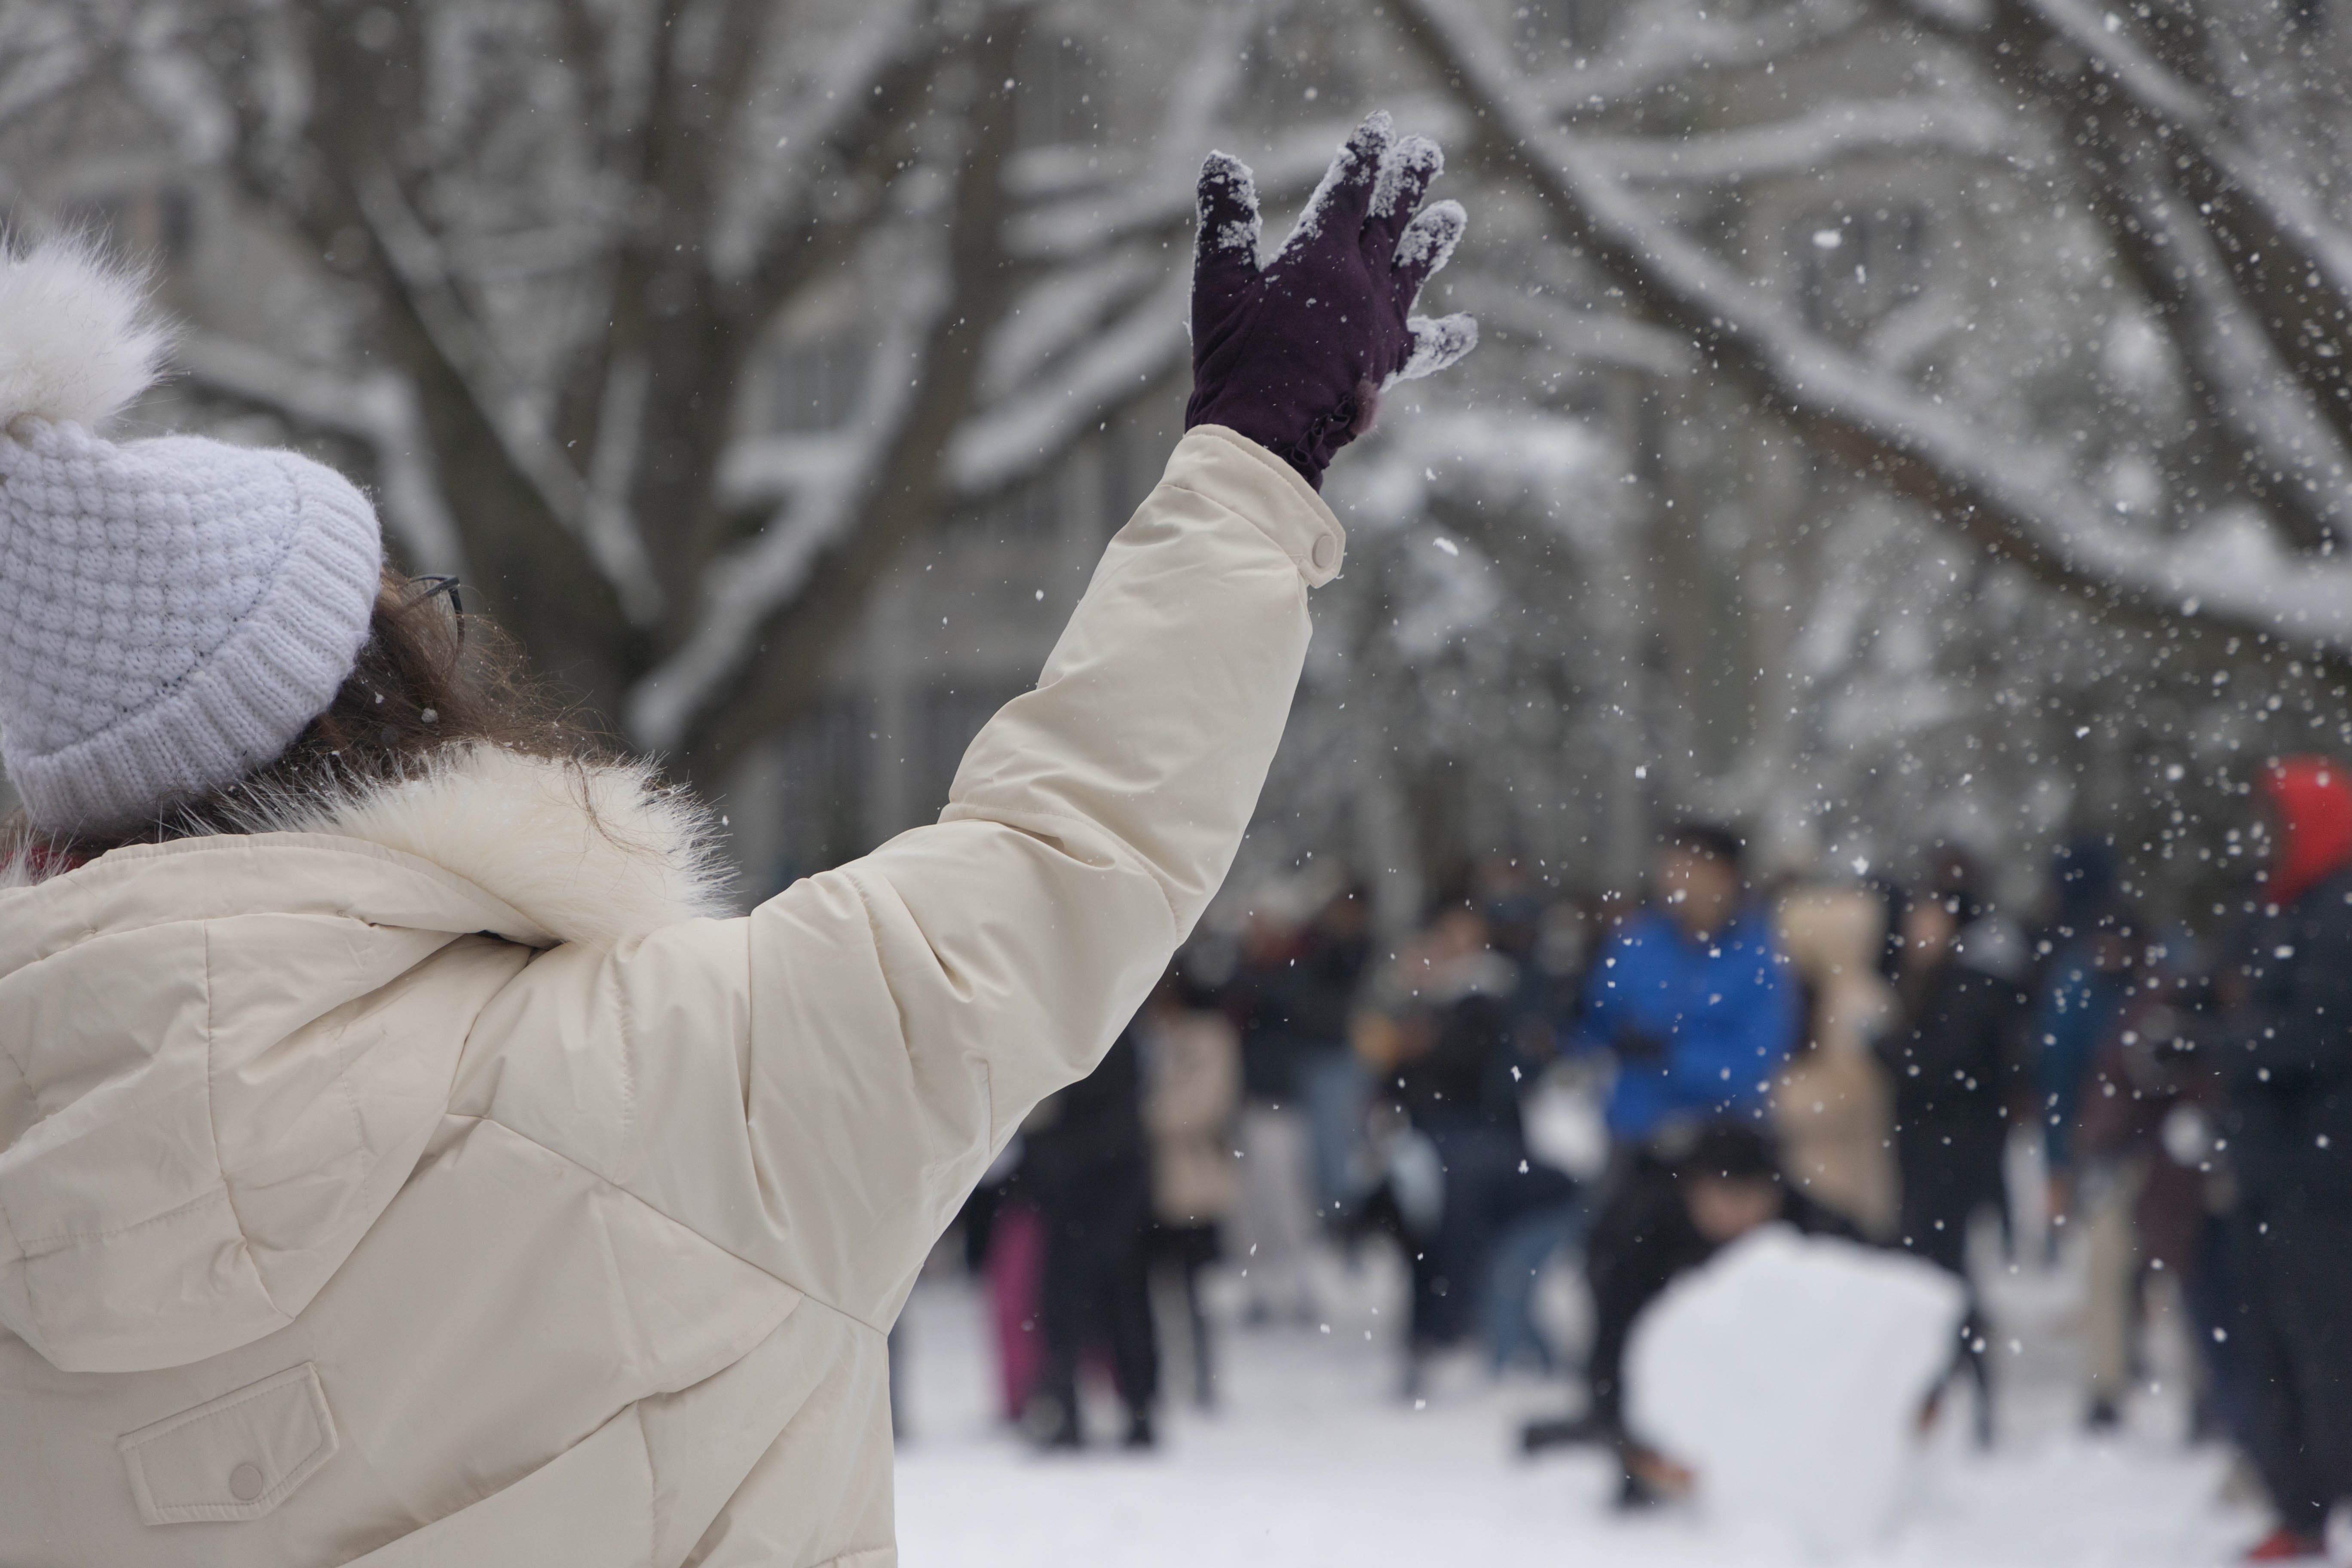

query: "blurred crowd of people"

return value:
[946, 755, 2352, 1560]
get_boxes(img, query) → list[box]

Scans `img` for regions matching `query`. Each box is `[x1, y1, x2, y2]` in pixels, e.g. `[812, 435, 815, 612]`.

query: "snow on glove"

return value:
[1184, 110, 1477, 491]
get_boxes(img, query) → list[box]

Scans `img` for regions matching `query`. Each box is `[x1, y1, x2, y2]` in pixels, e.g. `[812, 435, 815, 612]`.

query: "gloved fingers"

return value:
[1386, 313, 1479, 386]
[1194, 151, 1264, 303]
[1390, 198, 1467, 309]
[1365, 134, 1444, 260]
[1276, 109, 1392, 261]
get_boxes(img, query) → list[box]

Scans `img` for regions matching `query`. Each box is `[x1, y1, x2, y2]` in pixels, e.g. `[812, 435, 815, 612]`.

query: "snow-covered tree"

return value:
[1216, 0, 2352, 921]
[0, 0, 1302, 788]
[15, 0, 2350, 921]
[1394, 0, 2352, 652]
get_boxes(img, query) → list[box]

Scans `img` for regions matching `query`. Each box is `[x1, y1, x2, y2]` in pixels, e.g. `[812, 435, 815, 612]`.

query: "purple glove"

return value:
[1185, 110, 1477, 490]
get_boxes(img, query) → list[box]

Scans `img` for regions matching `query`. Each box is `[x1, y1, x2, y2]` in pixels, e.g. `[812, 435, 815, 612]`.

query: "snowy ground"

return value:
[892, 1231, 2269, 1567]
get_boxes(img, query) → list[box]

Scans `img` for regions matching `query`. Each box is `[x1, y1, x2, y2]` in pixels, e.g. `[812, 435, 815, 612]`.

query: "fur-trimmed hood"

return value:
[0, 746, 735, 1374]
[4, 745, 737, 943]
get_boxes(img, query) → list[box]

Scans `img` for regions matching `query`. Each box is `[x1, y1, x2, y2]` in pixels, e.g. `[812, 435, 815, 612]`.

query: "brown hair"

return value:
[5, 568, 611, 862]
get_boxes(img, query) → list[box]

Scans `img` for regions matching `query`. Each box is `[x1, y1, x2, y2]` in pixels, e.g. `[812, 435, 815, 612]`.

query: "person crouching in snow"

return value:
[1598, 1122, 1862, 1510]
[0, 111, 1473, 1567]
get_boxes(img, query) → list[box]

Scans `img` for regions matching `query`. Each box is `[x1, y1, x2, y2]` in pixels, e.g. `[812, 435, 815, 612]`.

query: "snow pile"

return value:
[1626, 1225, 1966, 1553]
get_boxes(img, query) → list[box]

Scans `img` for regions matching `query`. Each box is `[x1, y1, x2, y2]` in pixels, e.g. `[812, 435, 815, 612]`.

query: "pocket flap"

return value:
[118, 1362, 339, 1525]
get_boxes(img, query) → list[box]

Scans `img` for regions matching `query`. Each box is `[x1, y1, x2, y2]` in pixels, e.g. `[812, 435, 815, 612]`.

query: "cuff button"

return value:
[1311, 535, 1338, 571]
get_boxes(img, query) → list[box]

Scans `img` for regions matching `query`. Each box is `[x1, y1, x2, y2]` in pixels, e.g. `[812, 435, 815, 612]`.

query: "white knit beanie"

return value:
[0, 241, 383, 833]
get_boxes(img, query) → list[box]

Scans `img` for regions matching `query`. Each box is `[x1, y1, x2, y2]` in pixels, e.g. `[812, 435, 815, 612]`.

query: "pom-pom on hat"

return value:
[0, 238, 383, 833]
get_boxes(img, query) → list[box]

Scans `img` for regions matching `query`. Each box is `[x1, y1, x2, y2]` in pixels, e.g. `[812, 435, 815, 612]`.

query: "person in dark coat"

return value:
[1223, 889, 1370, 1321]
[1883, 867, 2028, 1277]
[1023, 1029, 1160, 1449]
[2075, 954, 2232, 1436]
[1376, 903, 1573, 1375]
[2215, 757, 2352, 1561]
[1878, 866, 2030, 1442]
[1230, 888, 1373, 1207]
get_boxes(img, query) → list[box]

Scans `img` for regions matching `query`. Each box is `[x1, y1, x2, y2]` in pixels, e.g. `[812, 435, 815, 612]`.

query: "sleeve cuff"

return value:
[1166, 425, 1348, 588]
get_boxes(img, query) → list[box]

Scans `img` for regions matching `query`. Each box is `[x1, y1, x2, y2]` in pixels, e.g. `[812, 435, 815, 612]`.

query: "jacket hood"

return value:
[2260, 755, 2352, 908]
[0, 747, 732, 1372]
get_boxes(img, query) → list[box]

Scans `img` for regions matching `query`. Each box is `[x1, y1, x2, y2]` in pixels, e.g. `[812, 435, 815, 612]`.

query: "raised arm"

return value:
[727, 426, 1337, 1320]
[464, 113, 1477, 1326]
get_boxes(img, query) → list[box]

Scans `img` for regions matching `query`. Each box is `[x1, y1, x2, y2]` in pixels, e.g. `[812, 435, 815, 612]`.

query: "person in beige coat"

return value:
[0, 113, 1475, 1566]
[1772, 885, 1902, 1240]
[1137, 968, 1243, 1407]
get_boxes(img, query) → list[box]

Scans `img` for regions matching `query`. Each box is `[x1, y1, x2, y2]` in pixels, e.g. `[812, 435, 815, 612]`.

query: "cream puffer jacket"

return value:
[0, 426, 1341, 1568]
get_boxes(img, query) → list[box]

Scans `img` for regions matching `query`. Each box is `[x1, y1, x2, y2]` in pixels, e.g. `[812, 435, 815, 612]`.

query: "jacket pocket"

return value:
[118, 1361, 339, 1525]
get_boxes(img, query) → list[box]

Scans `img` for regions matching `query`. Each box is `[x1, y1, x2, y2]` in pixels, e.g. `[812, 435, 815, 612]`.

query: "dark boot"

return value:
[1521, 1409, 1620, 1456]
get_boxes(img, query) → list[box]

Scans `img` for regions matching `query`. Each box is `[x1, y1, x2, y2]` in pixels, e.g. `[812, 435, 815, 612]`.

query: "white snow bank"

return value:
[1626, 1225, 1966, 1554]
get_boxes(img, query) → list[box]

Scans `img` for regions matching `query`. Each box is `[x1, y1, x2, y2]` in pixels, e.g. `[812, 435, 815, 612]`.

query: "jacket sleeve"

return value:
[1664, 941, 1799, 1106]
[461, 427, 1342, 1329]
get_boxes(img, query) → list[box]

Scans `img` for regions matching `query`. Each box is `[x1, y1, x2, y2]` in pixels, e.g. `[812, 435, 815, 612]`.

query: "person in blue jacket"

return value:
[1523, 821, 1804, 1482]
[1581, 824, 1801, 1141]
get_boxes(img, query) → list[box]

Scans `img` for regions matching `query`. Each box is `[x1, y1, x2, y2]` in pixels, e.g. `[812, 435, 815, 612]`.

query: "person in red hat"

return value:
[2223, 757, 2352, 1561]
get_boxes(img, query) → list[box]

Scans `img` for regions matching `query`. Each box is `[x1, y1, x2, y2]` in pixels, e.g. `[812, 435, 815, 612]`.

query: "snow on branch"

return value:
[1341, 409, 1618, 543]
[1528, 0, 1866, 114]
[1140, 4, 1256, 184]
[352, 162, 658, 622]
[352, 171, 578, 516]
[946, 267, 1190, 497]
[625, 257, 945, 751]
[176, 333, 469, 576]
[0, 3, 93, 134]
[975, 248, 1164, 404]
[581, 351, 665, 624]
[2122, 155, 2352, 544]
[1581, 95, 2015, 183]
[714, 0, 931, 284]
[714, 429, 861, 508]
[629, 8, 1267, 750]
[1396, 0, 2352, 649]
[1472, 283, 1701, 379]
[999, 10, 1251, 207]
[2021, 0, 2352, 308]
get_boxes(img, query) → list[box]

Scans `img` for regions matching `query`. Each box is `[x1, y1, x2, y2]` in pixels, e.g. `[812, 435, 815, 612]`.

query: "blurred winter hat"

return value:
[0, 239, 382, 833]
